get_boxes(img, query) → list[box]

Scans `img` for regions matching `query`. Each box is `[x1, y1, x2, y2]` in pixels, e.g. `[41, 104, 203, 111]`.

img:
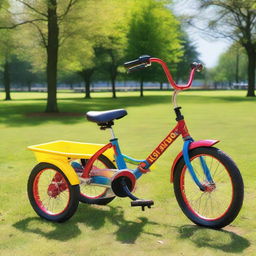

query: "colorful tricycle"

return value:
[27, 56, 244, 229]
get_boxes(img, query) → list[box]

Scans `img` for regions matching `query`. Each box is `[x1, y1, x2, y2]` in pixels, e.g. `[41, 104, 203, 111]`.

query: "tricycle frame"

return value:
[27, 55, 244, 229]
[80, 107, 215, 191]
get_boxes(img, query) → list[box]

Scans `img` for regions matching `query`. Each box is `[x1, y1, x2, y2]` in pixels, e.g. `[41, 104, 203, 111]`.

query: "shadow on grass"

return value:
[13, 206, 250, 251]
[13, 216, 82, 241]
[0, 96, 170, 127]
[13, 204, 161, 244]
[76, 204, 161, 243]
[178, 225, 250, 253]
[1, 92, 255, 127]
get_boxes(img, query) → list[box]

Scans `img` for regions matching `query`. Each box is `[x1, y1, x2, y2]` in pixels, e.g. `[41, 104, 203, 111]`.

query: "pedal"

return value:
[131, 200, 154, 211]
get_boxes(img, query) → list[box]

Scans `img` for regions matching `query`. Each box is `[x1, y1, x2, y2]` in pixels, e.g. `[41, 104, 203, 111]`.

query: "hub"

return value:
[203, 182, 216, 192]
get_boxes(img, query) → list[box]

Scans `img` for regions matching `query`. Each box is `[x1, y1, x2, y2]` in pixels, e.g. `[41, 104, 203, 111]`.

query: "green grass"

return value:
[0, 90, 255, 256]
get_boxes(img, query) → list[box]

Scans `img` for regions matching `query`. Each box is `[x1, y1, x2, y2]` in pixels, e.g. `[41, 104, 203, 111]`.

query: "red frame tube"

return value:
[81, 120, 191, 177]
[150, 58, 196, 90]
[145, 119, 190, 166]
[81, 143, 113, 178]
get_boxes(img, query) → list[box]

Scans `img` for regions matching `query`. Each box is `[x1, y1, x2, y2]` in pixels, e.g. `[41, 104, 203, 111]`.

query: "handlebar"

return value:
[124, 55, 151, 70]
[124, 55, 203, 91]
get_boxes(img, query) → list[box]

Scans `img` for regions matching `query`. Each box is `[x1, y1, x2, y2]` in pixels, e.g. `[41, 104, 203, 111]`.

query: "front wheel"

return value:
[173, 147, 244, 229]
[27, 162, 80, 222]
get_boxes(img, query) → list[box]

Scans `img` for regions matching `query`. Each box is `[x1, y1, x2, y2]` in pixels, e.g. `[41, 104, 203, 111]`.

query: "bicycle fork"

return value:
[183, 139, 215, 191]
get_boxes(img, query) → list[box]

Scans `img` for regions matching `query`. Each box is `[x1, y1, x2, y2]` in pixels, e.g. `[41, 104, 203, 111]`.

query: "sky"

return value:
[186, 30, 230, 68]
[173, 0, 231, 68]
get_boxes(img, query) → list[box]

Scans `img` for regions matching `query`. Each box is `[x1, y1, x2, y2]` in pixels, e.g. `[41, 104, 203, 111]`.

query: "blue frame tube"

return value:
[110, 138, 214, 189]
[182, 140, 205, 190]
[182, 140, 215, 190]
[121, 154, 147, 179]
[110, 138, 127, 169]
[110, 139, 147, 180]
[122, 154, 145, 165]
[199, 156, 214, 183]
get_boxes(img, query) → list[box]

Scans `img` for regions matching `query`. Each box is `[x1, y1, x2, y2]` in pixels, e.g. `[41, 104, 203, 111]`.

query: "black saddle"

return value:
[86, 109, 127, 125]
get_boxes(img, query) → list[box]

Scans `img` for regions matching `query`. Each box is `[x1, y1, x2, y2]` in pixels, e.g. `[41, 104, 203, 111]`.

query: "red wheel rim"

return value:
[33, 168, 71, 216]
[180, 154, 234, 221]
[79, 158, 109, 199]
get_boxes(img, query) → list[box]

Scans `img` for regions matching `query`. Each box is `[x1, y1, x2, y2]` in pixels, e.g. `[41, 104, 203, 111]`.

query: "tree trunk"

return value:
[3, 60, 11, 101]
[235, 50, 239, 84]
[84, 79, 91, 98]
[27, 81, 32, 92]
[108, 51, 117, 98]
[246, 48, 256, 97]
[111, 77, 116, 98]
[110, 68, 117, 98]
[81, 69, 94, 99]
[140, 77, 144, 97]
[160, 81, 163, 90]
[45, 0, 59, 112]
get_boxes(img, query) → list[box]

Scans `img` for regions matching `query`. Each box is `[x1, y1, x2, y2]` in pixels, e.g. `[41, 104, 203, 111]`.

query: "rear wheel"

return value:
[79, 155, 116, 205]
[27, 162, 80, 222]
[173, 147, 244, 229]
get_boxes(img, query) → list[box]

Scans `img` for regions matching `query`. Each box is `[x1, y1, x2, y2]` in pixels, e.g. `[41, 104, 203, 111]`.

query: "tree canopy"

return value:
[0, 0, 205, 108]
[211, 43, 247, 85]
[194, 0, 256, 96]
[126, 0, 182, 96]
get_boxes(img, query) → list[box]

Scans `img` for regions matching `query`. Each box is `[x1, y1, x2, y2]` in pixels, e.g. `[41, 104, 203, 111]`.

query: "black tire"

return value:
[173, 147, 244, 229]
[27, 162, 80, 222]
[79, 154, 116, 205]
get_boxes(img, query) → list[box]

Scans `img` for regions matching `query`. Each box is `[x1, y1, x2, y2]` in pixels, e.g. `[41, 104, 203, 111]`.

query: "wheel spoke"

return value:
[79, 157, 110, 199]
[33, 168, 70, 215]
[180, 153, 233, 220]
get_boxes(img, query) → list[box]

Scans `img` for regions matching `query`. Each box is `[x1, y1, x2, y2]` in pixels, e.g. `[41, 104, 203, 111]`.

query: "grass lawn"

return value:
[0, 90, 255, 256]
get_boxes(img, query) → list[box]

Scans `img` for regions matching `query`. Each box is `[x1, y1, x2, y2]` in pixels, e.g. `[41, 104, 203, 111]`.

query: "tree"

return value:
[194, 0, 256, 96]
[59, 32, 95, 98]
[4, 0, 80, 111]
[60, 0, 131, 98]
[97, 0, 132, 98]
[0, 31, 12, 100]
[126, 0, 182, 96]
[10, 57, 41, 91]
[175, 31, 201, 82]
[97, 35, 127, 98]
[210, 44, 247, 86]
[0, 1, 17, 100]
[152, 31, 201, 90]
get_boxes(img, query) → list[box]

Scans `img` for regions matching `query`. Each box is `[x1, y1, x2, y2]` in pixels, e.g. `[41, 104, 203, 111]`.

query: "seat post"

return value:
[109, 127, 116, 140]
